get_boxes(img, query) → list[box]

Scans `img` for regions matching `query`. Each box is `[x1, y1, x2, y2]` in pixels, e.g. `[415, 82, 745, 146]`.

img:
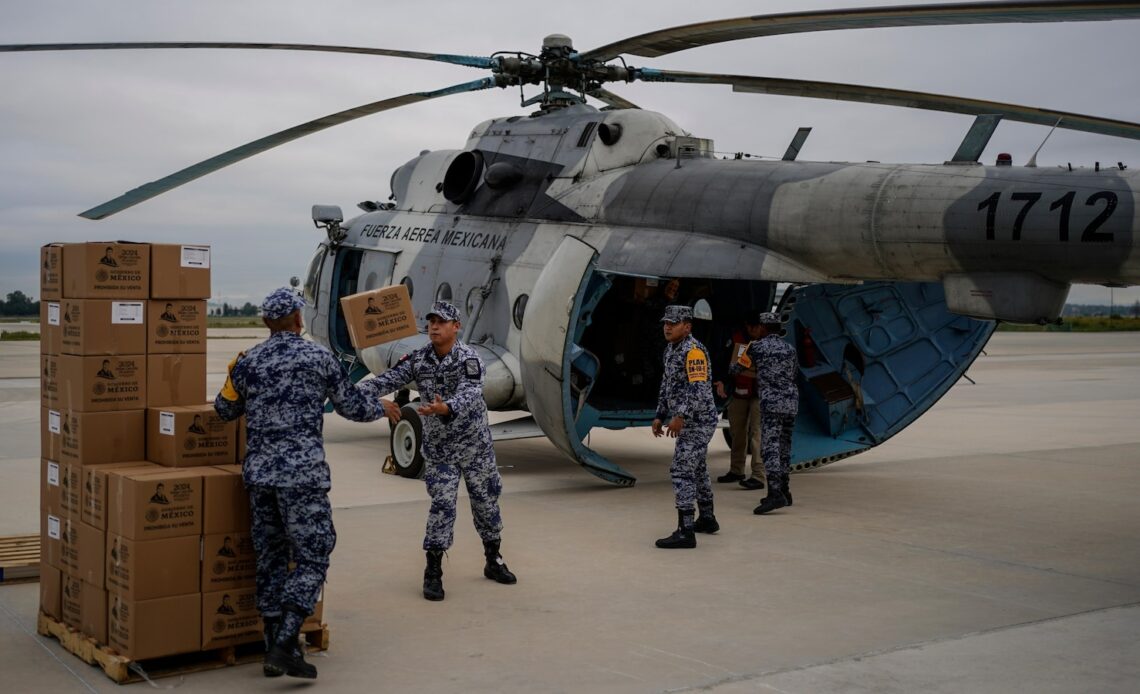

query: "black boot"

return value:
[692, 502, 719, 534]
[783, 473, 793, 506]
[656, 509, 696, 548]
[753, 486, 788, 515]
[264, 606, 317, 679]
[261, 616, 282, 677]
[716, 471, 745, 483]
[482, 540, 517, 584]
[423, 550, 445, 601]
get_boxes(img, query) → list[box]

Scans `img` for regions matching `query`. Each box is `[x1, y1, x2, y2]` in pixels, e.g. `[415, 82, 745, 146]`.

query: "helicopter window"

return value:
[400, 275, 414, 298]
[436, 282, 453, 302]
[513, 294, 528, 329]
[302, 245, 326, 305]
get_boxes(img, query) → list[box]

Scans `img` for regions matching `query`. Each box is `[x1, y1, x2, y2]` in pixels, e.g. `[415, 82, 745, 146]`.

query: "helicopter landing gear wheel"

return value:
[389, 404, 425, 479]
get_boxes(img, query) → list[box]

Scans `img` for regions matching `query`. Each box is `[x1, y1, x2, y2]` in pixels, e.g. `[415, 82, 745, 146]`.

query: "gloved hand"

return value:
[219, 351, 245, 402]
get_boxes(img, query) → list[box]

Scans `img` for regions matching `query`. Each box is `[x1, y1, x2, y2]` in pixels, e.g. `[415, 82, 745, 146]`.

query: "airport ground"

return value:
[1, 331, 1138, 692]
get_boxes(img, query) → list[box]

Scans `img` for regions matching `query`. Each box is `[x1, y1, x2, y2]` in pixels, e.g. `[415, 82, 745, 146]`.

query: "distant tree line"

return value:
[1, 291, 38, 316]
[210, 302, 258, 317]
[1062, 302, 1140, 319]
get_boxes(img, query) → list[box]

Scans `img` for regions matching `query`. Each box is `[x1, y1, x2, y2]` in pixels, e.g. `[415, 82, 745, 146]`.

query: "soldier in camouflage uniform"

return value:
[729, 311, 799, 515]
[215, 287, 399, 679]
[651, 305, 719, 549]
[361, 301, 516, 601]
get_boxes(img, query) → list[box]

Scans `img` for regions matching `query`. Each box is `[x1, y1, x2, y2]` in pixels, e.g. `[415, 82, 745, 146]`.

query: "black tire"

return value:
[388, 404, 425, 479]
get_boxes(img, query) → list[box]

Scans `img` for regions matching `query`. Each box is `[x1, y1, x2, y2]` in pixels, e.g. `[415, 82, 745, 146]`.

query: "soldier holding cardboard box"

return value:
[214, 287, 400, 679]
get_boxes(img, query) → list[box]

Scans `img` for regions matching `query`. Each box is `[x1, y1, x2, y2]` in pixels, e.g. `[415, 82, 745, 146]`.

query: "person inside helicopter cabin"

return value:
[359, 300, 517, 602]
[714, 313, 765, 489]
[652, 304, 719, 549]
[728, 311, 800, 514]
[214, 286, 401, 680]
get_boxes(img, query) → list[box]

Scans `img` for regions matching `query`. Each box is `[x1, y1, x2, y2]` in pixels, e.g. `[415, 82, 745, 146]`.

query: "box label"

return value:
[49, 409, 61, 434]
[160, 412, 175, 436]
[47, 461, 59, 487]
[181, 246, 211, 269]
[47, 515, 60, 540]
[111, 302, 145, 324]
[48, 303, 60, 326]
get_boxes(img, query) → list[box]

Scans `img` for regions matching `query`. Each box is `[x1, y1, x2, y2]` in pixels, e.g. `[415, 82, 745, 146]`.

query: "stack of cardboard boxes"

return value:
[38, 242, 274, 661]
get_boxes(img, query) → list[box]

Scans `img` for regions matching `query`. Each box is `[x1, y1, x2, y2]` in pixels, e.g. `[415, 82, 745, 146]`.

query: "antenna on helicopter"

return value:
[1025, 117, 1063, 168]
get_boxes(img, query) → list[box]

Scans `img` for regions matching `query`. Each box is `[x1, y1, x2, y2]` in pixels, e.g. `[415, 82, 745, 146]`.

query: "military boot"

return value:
[482, 540, 517, 584]
[753, 487, 788, 515]
[261, 615, 282, 677]
[264, 607, 317, 679]
[783, 473, 793, 506]
[692, 501, 720, 534]
[423, 549, 445, 601]
[656, 509, 697, 548]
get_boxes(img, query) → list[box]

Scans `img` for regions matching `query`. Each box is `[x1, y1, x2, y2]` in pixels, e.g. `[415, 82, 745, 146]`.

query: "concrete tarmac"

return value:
[1, 331, 1138, 692]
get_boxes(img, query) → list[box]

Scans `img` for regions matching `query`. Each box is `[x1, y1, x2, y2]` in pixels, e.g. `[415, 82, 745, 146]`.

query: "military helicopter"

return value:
[5, 1, 1140, 485]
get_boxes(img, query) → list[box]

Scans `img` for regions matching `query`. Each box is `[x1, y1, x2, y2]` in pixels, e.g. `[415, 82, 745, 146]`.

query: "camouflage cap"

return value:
[260, 287, 305, 320]
[660, 305, 693, 323]
[758, 311, 781, 325]
[426, 300, 461, 322]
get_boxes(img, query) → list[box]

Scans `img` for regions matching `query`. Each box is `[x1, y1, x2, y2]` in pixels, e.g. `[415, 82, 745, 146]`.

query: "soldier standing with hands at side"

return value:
[652, 305, 719, 549]
[729, 311, 800, 514]
[214, 288, 400, 680]
[362, 301, 517, 601]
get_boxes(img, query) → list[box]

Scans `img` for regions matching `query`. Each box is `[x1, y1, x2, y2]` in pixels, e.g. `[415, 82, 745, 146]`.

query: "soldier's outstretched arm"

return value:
[213, 353, 246, 421]
[324, 354, 388, 423]
[357, 354, 416, 399]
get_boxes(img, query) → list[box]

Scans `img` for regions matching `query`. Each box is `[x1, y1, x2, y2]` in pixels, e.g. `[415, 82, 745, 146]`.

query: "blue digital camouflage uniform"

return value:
[655, 311, 718, 518]
[729, 314, 799, 493]
[361, 305, 503, 551]
[214, 287, 386, 617]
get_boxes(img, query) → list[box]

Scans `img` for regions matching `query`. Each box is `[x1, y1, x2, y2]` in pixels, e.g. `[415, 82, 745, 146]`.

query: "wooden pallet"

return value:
[0, 535, 39, 584]
[37, 612, 329, 684]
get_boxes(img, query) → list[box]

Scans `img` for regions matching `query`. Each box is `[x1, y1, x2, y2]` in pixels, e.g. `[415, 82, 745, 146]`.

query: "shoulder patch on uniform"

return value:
[465, 358, 480, 379]
[686, 347, 709, 383]
[736, 351, 753, 369]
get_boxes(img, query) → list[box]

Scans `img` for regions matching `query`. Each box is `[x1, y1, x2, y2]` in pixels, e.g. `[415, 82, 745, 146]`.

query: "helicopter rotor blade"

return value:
[0, 41, 495, 69]
[586, 88, 640, 110]
[582, 1, 1140, 61]
[635, 68, 1140, 142]
[79, 77, 500, 220]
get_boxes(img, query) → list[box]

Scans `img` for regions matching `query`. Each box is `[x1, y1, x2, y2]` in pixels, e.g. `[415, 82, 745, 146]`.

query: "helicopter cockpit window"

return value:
[512, 294, 528, 329]
[302, 245, 326, 305]
[436, 282, 452, 302]
[400, 276, 414, 298]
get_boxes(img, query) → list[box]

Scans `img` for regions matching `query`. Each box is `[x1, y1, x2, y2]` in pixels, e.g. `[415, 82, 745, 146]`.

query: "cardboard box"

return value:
[42, 508, 64, 571]
[201, 533, 256, 591]
[147, 405, 236, 467]
[40, 301, 61, 356]
[146, 354, 207, 407]
[59, 409, 145, 465]
[41, 243, 64, 301]
[41, 407, 62, 461]
[339, 284, 417, 350]
[203, 466, 250, 535]
[59, 459, 82, 516]
[57, 355, 146, 412]
[62, 242, 150, 300]
[41, 354, 59, 408]
[41, 458, 62, 514]
[150, 244, 211, 299]
[40, 563, 62, 619]
[146, 300, 207, 353]
[106, 533, 200, 600]
[49, 515, 78, 573]
[109, 593, 201, 661]
[201, 587, 261, 650]
[60, 299, 146, 356]
[66, 522, 107, 588]
[62, 577, 107, 642]
[107, 468, 203, 540]
[81, 462, 159, 530]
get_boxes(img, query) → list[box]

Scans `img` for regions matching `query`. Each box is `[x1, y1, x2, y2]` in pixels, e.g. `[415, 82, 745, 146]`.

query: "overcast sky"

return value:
[2, 0, 1138, 306]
